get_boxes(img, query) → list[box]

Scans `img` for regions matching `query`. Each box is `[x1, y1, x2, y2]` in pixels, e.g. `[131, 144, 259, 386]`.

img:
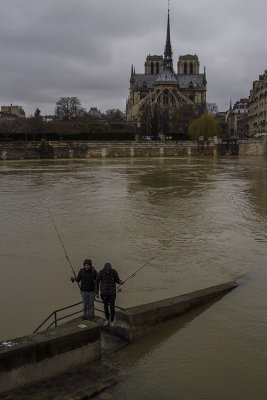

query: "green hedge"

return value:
[0, 130, 136, 141]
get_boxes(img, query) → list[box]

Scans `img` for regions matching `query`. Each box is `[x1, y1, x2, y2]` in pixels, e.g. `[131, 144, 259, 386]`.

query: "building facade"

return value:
[126, 10, 207, 124]
[1, 105, 25, 119]
[247, 70, 267, 137]
[227, 98, 248, 138]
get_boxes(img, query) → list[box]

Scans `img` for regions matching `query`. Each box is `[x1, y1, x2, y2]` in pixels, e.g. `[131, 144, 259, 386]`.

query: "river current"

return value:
[0, 157, 267, 399]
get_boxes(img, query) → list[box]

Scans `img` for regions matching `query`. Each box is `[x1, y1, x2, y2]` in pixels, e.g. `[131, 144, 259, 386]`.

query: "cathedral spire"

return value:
[164, 1, 173, 71]
[130, 64, 135, 85]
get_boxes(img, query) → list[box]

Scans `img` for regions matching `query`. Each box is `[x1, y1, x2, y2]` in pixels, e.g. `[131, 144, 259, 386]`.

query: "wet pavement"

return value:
[1, 322, 128, 400]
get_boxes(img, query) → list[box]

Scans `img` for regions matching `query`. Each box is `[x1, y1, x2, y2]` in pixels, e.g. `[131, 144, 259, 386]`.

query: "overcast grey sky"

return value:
[0, 0, 266, 116]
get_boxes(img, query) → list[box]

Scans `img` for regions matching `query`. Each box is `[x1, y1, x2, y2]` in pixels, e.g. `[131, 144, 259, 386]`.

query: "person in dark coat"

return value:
[71, 259, 97, 320]
[95, 263, 123, 327]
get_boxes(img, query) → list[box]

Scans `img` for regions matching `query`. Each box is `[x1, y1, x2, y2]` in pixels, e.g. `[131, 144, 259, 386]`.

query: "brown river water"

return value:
[0, 157, 267, 399]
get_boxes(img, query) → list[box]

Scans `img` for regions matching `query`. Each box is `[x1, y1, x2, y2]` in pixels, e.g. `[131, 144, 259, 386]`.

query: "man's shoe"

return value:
[110, 321, 115, 328]
[82, 316, 87, 320]
[103, 320, 109, 327]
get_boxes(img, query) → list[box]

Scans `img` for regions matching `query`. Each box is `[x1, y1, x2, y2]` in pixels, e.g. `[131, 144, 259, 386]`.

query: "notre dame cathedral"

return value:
[126, 8, 207, 127]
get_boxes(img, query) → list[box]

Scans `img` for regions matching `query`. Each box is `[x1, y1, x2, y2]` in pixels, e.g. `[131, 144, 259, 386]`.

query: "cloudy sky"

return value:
[0, 0, 267, 116]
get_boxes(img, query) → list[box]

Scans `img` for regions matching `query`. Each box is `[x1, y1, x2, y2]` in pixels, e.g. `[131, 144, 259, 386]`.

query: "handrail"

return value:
[33, 301, 83, 333]
[33, 299, 125, 333]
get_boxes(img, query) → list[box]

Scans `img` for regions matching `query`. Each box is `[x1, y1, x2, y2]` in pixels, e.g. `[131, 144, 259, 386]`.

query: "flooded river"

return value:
[0, 157, 267, 399]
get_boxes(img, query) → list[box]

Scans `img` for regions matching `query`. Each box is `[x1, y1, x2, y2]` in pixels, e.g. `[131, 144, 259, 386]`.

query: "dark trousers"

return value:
[101, 294, 116, 322]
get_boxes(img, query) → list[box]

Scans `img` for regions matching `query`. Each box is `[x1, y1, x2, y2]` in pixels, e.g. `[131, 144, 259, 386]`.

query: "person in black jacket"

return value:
[71, 259, 97, 320]
[95, 263, 123, 327]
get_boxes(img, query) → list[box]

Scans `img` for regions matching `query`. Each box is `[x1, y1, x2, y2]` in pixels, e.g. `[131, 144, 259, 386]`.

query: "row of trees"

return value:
[0, 116, 135, 142]
[139, 102, 221, 140]
[0, 97, 131, 141]
[54, 97, 124, 121]
[0, 96, 221, 141]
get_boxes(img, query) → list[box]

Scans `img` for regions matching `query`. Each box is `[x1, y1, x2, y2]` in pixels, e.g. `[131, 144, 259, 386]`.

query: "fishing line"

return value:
[117, 236, 177, 292]
[44, 199, 81, 290]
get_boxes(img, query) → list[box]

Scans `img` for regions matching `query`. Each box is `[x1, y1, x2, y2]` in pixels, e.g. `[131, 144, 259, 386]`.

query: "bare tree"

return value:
[170, 104, 201, 136]
[206, 102, 218, 115]
[139, 103, 168, 137]
[55, 97, 86, 120]
[0, 118, 20, 139]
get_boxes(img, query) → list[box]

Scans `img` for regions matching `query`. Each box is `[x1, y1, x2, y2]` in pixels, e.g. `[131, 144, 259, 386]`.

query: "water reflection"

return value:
[126, 158, 218, 202]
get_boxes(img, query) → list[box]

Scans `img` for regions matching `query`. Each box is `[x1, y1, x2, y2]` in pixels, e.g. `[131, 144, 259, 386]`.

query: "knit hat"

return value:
[83, 259, 92, 266]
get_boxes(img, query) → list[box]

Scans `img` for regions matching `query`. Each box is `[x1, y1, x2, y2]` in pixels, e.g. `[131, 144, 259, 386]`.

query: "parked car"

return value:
[141, 136, 151, 141]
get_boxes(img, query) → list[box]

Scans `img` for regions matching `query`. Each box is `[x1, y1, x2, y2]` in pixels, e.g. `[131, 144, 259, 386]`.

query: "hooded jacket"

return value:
[76, 266, 97, 292]
[96, 263, 121, 296]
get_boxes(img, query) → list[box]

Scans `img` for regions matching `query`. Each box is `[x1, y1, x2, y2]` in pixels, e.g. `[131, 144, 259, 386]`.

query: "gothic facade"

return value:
[126, 10, 207, 123]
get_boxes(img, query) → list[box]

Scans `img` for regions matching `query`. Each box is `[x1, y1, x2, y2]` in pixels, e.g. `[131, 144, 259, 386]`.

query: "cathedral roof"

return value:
[178, 74, 205, 89]
[155, 68, 178, 84]
[134, 74, 157, 89]
[133, 73, 205, 90]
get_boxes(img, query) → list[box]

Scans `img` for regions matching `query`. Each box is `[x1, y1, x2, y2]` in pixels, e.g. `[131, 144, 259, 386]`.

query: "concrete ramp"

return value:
[0, 281, 238, 395]
[114, 281, 238, 341]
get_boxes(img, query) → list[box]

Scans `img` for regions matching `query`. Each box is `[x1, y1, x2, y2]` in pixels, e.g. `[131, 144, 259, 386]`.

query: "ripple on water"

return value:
[1, 158, 267, 400]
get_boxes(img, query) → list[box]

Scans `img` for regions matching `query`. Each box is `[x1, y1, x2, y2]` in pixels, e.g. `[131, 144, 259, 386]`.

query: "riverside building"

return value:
[227, 98, 248, 138]
[1, 104, 25, 119]
[247, 70, 267, 137]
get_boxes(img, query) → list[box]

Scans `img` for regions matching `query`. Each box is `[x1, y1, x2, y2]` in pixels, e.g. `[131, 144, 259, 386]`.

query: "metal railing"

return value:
[33, 299, 125, 333]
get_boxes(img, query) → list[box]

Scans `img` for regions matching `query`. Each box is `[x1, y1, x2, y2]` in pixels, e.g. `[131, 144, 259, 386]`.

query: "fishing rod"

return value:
[45, 202, 80, 290]
[117, 238, 175, 292]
